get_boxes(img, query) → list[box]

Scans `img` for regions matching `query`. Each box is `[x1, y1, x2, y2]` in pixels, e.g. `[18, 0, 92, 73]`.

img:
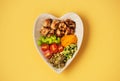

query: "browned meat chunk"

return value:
[58, 22, 67, 31]
[65, 19, 76, 29]
[47, 29, 55, 37]
[65, 27, 71, 35]
[56, 29, 61, 37]
[51, 20, 60, 30]
[40, 27, 50, 36]
[47, 33, 51, 37]
[49, 29, 55, 34]
[61, 31, 65, 36]
[70, 28, 75, 34]
[43, 19, 52, 27]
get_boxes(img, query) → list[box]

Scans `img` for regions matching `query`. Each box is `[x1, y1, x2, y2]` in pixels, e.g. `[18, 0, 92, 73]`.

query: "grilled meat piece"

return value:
[65, 27, 71, 35]
[65, 19, 76, 29]
[56, 29, 61, 37]
[58, 22, 67, 31]
[47, 29, 55, 37]
[70, 28, 75, 34]
[47, 33, 51, 37]
[51, 20, 60, 30]
[49, 29, 55, 34]
[61, 30, 65, 36]
[40, 27, 50, 36]
[43, 19, 52, 27]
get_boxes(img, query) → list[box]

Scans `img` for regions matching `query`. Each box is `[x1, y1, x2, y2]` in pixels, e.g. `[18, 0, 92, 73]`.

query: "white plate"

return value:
[33, 12, 84, 73]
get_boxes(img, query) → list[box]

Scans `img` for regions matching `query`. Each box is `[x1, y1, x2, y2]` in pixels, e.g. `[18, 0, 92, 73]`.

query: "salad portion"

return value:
[37, 18, 78, 68]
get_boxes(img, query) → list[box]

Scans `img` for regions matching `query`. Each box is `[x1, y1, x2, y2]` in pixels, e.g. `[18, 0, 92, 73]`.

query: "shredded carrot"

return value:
[61, 35, 77, 47]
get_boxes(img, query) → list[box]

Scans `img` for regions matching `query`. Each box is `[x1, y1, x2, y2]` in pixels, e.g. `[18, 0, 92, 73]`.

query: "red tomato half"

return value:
[41, 44, 49, 51]
[50, 43, 58, 54]
[58, 45, 64, 52]
[44, 50, 52, 59]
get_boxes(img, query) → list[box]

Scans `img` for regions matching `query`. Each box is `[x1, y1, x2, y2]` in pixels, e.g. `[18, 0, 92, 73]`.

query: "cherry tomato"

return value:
[50, 43, 58, 54]
[44, 50, 52, 58]
[41, 44, 49, 51]
[58, 45, 64, 52]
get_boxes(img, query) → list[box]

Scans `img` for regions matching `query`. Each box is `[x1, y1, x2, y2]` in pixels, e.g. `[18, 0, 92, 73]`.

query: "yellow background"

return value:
[0, 0, 120, 81]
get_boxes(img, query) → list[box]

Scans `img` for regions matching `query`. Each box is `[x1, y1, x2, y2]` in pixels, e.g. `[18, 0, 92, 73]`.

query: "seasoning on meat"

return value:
[43, 18, 52, 27]
[51, 20, 60, 30]
[40, 27, 50, 36]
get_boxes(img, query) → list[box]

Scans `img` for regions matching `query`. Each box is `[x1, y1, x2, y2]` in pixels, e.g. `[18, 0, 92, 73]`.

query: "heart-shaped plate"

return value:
[33, 12, 84, 73]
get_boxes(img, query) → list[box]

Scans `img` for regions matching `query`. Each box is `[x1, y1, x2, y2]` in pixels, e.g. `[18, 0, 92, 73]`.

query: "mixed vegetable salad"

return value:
[37, 18, 78, 68]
